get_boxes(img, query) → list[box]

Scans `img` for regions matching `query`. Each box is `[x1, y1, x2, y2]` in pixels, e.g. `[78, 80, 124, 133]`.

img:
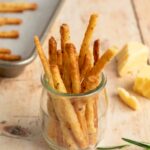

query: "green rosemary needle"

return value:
[97, 144, 129, 150]
[122, 138, 150, 149]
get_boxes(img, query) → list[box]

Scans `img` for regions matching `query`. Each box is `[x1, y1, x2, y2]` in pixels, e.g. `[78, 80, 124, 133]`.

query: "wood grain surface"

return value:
[0, 0, 150, 149]
[132, 0, 150, 47]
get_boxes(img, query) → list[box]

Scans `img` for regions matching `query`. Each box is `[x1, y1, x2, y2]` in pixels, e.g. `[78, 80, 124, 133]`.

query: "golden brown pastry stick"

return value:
[57, 50, 62, 66]
[49, 37, 57, 65]
[60, 24, 72, 92]
[82, 60, 99, 145]
[83, 76, 100, 145]
[53, 98, 87, 149]
[57, 50, 63, 75]
[0, 2, 37, 12]
[50, 65, 87, 148]
[89, 57, 100, 144]
[93, 88, 102, 137]
[80, 55, 90, 81]
[86, 98, 97, 143]
[79, 14, 98, 69]
[82, 76, 100, 93]
[0, 48, 11, 54]
[87, 46, 118, 77]
[0, 54, 21, 61]
[92, 94, 100, 145]
[62, 52, 72, 93]
[34, 36, 62, 145]
[93, 97, 98, 129]
[0, 18, 22, 26]
[73, 100, 89, 144]
[0, 6, 23, 13]
[66, 43, 89, 144]
[66, 43, 81, 93]
[47, 98, 60, 144]
[34, 36, 54, 88]
[60, 122, 78, 150]
[60, 24, 70, 52]
[87, 93, 99, 145]
[81, 47, 118, 144]
[48, 41, 64, 146]
[0, 30, 19, 38]
[47, 97, 63, 145]
[80, 50, 93, 82]
[93, 39, 100, 65]
[18, 3, 37, 10]
[82, 47, 118, 92]
[50, 65, 76, 148]
[48, 120, 57, 139]
[81, 76, 99, 143]
[83, 49, 118, 137]
[50, 65, 67, 92]
[48, 39, 63, 145]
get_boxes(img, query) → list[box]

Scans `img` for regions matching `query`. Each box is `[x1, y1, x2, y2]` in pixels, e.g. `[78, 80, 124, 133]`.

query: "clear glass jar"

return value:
[40, 73, 108, 150]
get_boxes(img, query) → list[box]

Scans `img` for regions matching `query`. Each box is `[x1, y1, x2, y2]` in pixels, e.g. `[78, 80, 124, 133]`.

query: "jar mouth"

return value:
[41, 72, 107, 98]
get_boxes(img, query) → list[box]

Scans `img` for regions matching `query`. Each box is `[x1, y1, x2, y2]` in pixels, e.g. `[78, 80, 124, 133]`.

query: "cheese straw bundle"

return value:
[34, 14, 118, 150]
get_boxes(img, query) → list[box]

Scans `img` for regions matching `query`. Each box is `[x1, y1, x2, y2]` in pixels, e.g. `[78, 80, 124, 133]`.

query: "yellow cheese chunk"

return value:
[117, 42, 148, 61]
[117, 87, 140, 110]
[133, 65, 150, 99]
[118, 53, 148, 76]
[116, 42, 149, 77]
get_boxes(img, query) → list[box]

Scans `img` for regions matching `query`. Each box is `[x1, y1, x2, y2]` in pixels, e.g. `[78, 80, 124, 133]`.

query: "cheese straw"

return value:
[0, 31, 19, 38]
[0, 48, 11, 54]
[0, 2, 37, 13]
[0, 18, 22, 26]
[0, 54, 21, 61]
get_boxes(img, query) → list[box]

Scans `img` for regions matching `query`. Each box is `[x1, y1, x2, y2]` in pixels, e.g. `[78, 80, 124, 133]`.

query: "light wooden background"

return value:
[0, 0, 150, 149]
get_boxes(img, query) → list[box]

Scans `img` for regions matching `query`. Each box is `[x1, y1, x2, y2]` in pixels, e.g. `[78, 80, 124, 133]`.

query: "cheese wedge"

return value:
[117, 87, 140, 110]
[133, 65, 150, 99]
[116, 42, 149, 77]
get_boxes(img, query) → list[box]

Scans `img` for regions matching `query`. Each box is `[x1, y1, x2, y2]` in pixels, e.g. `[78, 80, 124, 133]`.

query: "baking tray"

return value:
[0, 0, 65, 77]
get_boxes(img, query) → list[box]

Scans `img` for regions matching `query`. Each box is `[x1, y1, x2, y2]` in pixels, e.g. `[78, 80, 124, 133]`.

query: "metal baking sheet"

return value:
[0, 0, 64, 77]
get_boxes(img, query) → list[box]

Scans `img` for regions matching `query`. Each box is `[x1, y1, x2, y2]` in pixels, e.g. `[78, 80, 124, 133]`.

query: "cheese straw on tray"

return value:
[0, 54, 21, 61]
[0, 2, 37, 13]
[0, 30, 19, 38]
[0, 18, 22, 26]
[0, 48, 11, 54]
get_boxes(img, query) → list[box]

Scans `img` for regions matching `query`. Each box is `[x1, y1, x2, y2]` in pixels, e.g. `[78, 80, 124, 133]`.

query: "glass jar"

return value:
[40, 73, 108, 150]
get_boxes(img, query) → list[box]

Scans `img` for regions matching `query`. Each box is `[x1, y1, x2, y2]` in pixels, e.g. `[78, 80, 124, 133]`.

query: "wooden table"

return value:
[0, 0, 150, 149]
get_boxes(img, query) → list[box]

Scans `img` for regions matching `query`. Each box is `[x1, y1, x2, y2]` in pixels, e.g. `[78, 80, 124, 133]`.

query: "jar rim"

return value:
[41, 72, 107, 98]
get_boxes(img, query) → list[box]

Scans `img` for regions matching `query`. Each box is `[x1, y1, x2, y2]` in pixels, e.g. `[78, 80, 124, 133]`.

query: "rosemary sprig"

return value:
[122, 138, 150, 149]
[97, 145, 129, 150]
